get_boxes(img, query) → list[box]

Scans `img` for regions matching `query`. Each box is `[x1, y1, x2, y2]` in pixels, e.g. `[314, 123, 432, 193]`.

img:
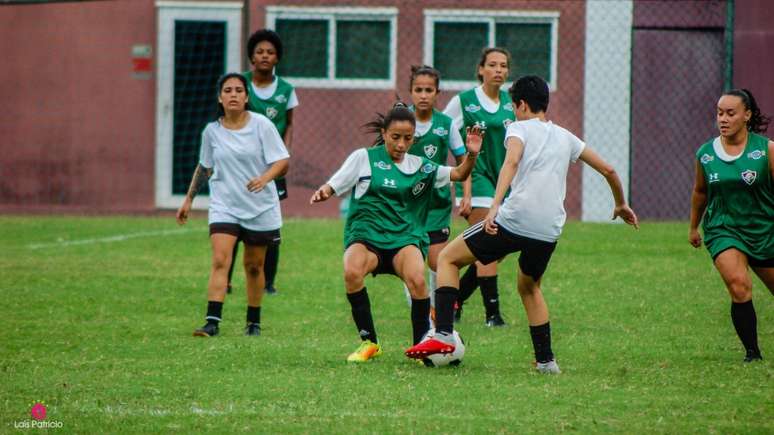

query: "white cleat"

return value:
[536, 360, 561, 374]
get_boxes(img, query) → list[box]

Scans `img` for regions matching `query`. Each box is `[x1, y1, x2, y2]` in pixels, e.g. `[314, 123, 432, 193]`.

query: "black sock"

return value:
[731, 300, 760, 355]
[435, 286, 459, 335]
[246, 305, 261, 324]
[479, 275, 501, 317]
[458, 264, 478, 304]
[227, 242, 239, 286]
[411, 297, 431, 345]
[206, 301, 223, 324]
[347, 288, 377, 343]
[530, 322, 554, 363]
[264, 244, 280, 288]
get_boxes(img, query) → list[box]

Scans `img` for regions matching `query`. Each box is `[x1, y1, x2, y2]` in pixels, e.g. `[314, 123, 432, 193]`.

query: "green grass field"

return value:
[1, 216, 772, 433]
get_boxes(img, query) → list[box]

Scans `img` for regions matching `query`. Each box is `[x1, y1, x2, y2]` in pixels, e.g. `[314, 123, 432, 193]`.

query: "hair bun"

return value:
[392, 101, 409, 110]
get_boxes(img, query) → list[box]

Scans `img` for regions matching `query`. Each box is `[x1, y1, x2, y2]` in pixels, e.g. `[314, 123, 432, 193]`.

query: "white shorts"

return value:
[208, 207, 282, 232]
[455, 196, 494, 209]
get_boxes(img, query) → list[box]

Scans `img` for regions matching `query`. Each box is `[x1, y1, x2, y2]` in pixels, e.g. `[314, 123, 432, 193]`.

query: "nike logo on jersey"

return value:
[741, 170, 757, 185]
[700, 154, 714, 164]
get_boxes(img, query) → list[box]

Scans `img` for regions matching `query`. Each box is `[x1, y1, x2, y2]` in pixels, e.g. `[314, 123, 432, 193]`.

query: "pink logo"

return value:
[30, 402, 46, 421]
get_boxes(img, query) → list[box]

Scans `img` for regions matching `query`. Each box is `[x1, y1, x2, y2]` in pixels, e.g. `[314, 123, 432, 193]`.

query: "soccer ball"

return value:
[420, 328, 465, 367]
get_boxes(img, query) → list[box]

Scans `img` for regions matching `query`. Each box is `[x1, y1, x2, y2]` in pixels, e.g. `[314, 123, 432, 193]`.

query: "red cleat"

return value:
[404, 338, 455, 359]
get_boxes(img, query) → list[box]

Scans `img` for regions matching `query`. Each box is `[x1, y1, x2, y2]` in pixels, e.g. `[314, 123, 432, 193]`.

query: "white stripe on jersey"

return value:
[462, 221, 486, 239]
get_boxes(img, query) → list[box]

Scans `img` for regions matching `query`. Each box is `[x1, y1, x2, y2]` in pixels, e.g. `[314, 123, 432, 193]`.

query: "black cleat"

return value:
[244, 322, 261, 336]
[743, 350, 763, 363]
[485, 313, 506, 327]
[454, 302, 463, 323]
[265, 285, 277, 295]
[193, 322, 219, 337]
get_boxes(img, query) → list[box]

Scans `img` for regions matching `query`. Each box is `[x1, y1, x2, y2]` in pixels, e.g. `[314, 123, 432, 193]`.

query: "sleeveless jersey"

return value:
[408, 108, 455, 232]
[243, 72, 294, 138]
[344, 145, 440, 253]
[459, 88, 515, 182]
[697, 132, 774, 260]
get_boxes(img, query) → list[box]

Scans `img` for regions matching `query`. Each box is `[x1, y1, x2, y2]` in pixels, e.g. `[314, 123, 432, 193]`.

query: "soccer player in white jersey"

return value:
[406, 76, 639, 372]
[176, 73, 290, 337]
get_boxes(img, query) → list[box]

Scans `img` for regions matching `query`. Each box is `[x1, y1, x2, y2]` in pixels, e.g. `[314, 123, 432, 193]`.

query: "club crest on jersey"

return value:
[412, 181, 427, 196]
[464, 104, 481, 113]
[741, 170, 757, 185]
[265, 107, 278, 119]
[424, 145, 438, 159]
[383, 178, 397, 188]
[700, 153, 714, 164]
[432, 126, 448, 137]
[275, 94, 287, 104]
[374, 161, 392, 170]
[421, 163, 435, 174]
[747, 150, 765, 160]
[504, 102, 514, 112]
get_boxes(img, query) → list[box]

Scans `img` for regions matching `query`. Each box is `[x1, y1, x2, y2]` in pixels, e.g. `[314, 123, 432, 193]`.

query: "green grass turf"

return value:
[1, 216, 772, 433]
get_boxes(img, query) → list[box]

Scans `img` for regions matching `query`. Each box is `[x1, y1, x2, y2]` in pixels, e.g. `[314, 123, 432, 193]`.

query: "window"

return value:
[266, 6, 397, 89]
[155, 1, 242, 209]
[424, 10, 559, 91]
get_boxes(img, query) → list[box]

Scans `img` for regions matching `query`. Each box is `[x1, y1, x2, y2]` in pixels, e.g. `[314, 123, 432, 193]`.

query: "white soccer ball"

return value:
[421, 328, 465, 367]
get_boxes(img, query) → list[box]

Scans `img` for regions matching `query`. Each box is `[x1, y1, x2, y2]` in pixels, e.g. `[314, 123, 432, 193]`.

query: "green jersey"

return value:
[457, 88, 516, 198]
[243, 73, 295, 138]
[697, 133, 774, 260]
[408, 109, 456, 232]
[344, 145, 440, 253]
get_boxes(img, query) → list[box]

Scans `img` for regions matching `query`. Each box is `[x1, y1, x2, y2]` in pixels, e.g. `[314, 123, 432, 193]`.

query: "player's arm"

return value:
[482, 136, 524, 234]
[769, 141, 774, 179]
[176, 164, 213, 225]
[578, 147, 639, 228]
[689, 159, 708, 247]
[283, 109, 294, 152]
[311, 149, 364, 203]
[247, 158, 290, 193]
[449, 126, 482, 181]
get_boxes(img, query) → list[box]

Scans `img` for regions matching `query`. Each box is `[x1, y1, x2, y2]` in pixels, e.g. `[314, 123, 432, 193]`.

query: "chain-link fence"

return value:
[2, 0, 765, 220]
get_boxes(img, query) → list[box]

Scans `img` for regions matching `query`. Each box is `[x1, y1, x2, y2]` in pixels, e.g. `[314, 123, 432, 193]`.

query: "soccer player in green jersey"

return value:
[401, 65, 467, 316]
[690, 88, 774, 363]
[310, 102, 482, 362]
[444, 48, 516, 326]
[226, 29, 299, 296]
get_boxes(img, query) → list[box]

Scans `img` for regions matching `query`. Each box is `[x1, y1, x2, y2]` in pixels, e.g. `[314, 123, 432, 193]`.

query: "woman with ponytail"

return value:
[689, 88, 774, 362]
[310, 102, 482, 363]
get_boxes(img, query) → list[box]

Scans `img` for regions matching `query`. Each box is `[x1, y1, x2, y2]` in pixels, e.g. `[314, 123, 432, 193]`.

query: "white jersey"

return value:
[496, 118, 586, 242]
[199, 111, 290, 229]
[327, 148, 452, 199]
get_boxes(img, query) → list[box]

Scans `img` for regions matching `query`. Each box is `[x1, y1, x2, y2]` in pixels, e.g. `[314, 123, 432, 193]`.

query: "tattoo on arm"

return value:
[186, 164, 211, 200]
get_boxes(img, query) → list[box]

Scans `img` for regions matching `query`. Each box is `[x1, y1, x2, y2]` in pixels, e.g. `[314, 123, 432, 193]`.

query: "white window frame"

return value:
[423, 9, 560, 91]
[155, 1, 242, 209]
[265, 6, 398, 89]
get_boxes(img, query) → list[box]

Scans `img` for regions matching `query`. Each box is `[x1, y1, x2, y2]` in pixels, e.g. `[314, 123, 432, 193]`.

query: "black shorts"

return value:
[349, 241, 422, 277]
[463, 221, 557, 280]
[275, 177, 288, 201]
[209, 223, 281, 247]
[711, 248, 774, 268]
[428, 227, 451, 245]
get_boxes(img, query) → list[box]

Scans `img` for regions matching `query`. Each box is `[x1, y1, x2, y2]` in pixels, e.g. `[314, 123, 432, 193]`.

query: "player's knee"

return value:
[211, 253, 232, 271]
[243, 260, 263, 277]
[404, 273, 426, 295]
[727, 275, 752, 302]
[343, 265, 365, 286]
